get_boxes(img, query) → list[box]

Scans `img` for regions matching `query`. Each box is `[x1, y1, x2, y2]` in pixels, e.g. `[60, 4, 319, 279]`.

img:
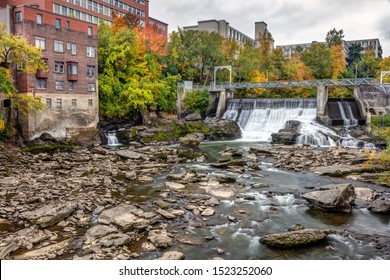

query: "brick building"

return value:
[0, 0, 167, 140]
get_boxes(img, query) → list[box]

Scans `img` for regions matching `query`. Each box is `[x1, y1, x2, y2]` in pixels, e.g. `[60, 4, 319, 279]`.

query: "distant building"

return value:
[277, 38, 383, 60]
[183, 19, 273, 48]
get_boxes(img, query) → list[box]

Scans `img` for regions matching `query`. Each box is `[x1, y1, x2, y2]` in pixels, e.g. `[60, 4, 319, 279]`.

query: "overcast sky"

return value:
[150, 0, 390, 57]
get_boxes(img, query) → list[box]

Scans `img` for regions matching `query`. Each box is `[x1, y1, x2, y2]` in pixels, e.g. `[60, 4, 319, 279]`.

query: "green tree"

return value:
[325, 28, 344, 47]
[356, 48, 380, 78]
[348, 43, 363, 66]
[235, 41, 260, 82]
[301, 42, 333, 79]
[379, 56, 390, 83]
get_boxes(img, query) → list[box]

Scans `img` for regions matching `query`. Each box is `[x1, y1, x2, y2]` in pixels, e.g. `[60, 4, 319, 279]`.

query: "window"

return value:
[56, 99, 62, 109]
[54, 41, 64, 53]
[71, 43, 76, 55]
[54, 61, 65, 73]
[88, 99, 93, 108]
[88, 83, 96, 92]
[35, 37, 46, 49]
[55, 18, 61, 29]
[36, 14, 43, 25]
[71, 99, 77, 108]
[88, 26, 93, 36]
[46, 98, 52, 108]
[55, 81, 65, 91]
[15, 12, 22, 22]
[67, 63, 78, 75]
[69, 81, 75, 91]
[86, 65, 95, 76]
[86, 46, 96, 57]
[36, 79, 47, 89]
[66, 21, 70, 29]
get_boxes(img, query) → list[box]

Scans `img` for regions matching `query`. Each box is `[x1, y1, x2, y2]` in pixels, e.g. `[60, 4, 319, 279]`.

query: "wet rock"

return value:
[288, 224, 305, 231]
[179, 133, 205, 148]
[156, 209, 176, 220]
[201, 208, 215, 217]
[147, 230, 173, 248]
[158, 251, 185, 260]
[177, 234, 204, 246]
[154, 200, 170, 209]
[171, 210, 185, 217]
[116, 150, 145, 160]
[21, 202, 77, 228]
[260, 229, 333, 248]
[165, 181, 186, 190]
[98, 204, 150, 231]
[211, 159, 247, 168]
[302, 184, 356, 213]
[271, 121, 301, 145]
[204, 197, 219, 207]
[368, 198, 390, 214]
[207, 188, 235, 200]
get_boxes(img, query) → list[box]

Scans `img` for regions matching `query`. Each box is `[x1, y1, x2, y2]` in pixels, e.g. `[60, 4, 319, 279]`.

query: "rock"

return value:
[211, 159, 247, 168]
[354, 187, 379, 205]
[207, 188, 235, 200]
[271, 121, 301, 145]
[116, 150, 144, 160]
[205, 197, 219, 207]
[260, 229, 333, 248]
[368, 198, 390, 214]
[165, 181, 186, 190]
[21, 202, 77, 228]
[201, 208, 215, 217]
[85, 225, 119, 244]
[39, 132, 57, 142]
[15, 239, 72, 259]
[158, 251, 185, 260]
[98, 204, 150, 231]
[156, 209, 176, 220]
[0, 242, 19, 259]
[302, 184, 356, 213]
[98, 233, 134, 247]
[203, 119, 242, 141]
[288, 224, 305, 231]
[171, 210, 185, 217]
[147, 230, 173, 248]
[311, 165, 384, 177]
[185, 113, 202, 121]
[179, 133, 205, 148]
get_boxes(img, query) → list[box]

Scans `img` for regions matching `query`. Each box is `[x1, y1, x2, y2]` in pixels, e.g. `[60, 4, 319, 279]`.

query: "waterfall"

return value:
[222, 98, 374, 148]
[337, 101, 358, 127]
[106, 132, 120, 146]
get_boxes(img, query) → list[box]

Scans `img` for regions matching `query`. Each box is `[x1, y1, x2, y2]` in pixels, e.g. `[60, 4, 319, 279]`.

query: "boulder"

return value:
[354, 187, 379, 205]
[21, 202, 77, 228]
[368, 198, 390, 214]
[201, 208, 215, 217]
[260, 229, 333, 248]
[98, 233, 134, 247]
[271, 120, 301, 145]
[185, 113, 202, 121]
[179, 133, 205, 147]
[116, 150, 145, 160]
[85, 225, 119, 244]
[98, 204, 150, 231]
[165, 181, 186, 190]
[158, 251, 185, 260]
[302, 184, 356, 213]
[147, 230, 173, 248]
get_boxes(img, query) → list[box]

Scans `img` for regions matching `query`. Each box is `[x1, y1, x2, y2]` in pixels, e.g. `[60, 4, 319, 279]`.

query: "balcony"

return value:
[35, 69, 48, 79]
[67, 61, 78, 81]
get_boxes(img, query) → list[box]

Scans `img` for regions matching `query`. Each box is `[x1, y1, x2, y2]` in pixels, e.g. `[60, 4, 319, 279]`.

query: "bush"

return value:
[372, 115, 390, 128]
[183, 89, 211, 113]
[379, 149, 390, 166]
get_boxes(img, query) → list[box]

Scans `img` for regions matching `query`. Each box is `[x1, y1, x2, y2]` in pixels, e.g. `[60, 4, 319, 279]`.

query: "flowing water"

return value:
[105, 132, 121, 146]
[223, 98, 374, 148]
[135, 141, 389, 260]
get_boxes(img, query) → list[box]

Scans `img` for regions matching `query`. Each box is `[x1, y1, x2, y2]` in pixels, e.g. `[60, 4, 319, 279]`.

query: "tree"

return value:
[235, 41, 260, 82]
[330, 45, 347, 79]
[0, 25, 46, 135]
[347, 43, 363, 66]
[356, 47, 380, 78]
[325, 28, 344, 47]
[378, 56, 390, 83]
[301, 42, 333, 79]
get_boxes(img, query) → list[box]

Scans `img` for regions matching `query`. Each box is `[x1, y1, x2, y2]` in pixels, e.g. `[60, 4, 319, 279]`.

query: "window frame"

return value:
[88, 82, 96, 92]
[15, 11, 22, 23]
[54, 41, 64, 53]
[86, 65, 96, 76]
[55, 81, 65, 91]
[86, 46, 96, 57]
[36, 14, 43, 25]
[54, 61, 65, 73]
[36, 79, 47, 89]
[55, 18, 61, 29]
[35, 37, 46, 50]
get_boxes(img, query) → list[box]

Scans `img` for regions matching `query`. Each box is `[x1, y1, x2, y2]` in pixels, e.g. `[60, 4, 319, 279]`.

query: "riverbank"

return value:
[0, 142, 389, 260]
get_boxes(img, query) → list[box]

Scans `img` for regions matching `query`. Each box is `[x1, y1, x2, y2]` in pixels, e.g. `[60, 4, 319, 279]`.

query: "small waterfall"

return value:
[337, 101, 358, 127]
[106, 132, 121, 146]
[223, 99, 317, 141]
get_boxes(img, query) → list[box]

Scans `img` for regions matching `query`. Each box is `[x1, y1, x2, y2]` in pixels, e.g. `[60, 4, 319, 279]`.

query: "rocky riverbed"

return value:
[0, 140, 389, 260]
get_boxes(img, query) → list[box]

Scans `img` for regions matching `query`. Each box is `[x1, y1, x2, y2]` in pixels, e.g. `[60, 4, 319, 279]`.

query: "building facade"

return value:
[1, 0, 168, 37]
[277, 38, 383, 60]
[0, 3, 99, 139]
[183, 19, 273, 48]
[0, 0, 167, 139]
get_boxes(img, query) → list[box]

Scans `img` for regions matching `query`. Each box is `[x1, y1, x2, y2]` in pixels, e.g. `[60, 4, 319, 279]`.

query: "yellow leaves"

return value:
[247, 70, 267, 97]
[0, 119, 4, 131]
[330, 45, 347, 79]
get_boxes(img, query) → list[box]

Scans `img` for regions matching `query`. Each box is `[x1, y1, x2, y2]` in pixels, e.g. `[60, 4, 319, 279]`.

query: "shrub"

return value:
[371, 115, 390, 128]
[183, 89, 211, 113]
